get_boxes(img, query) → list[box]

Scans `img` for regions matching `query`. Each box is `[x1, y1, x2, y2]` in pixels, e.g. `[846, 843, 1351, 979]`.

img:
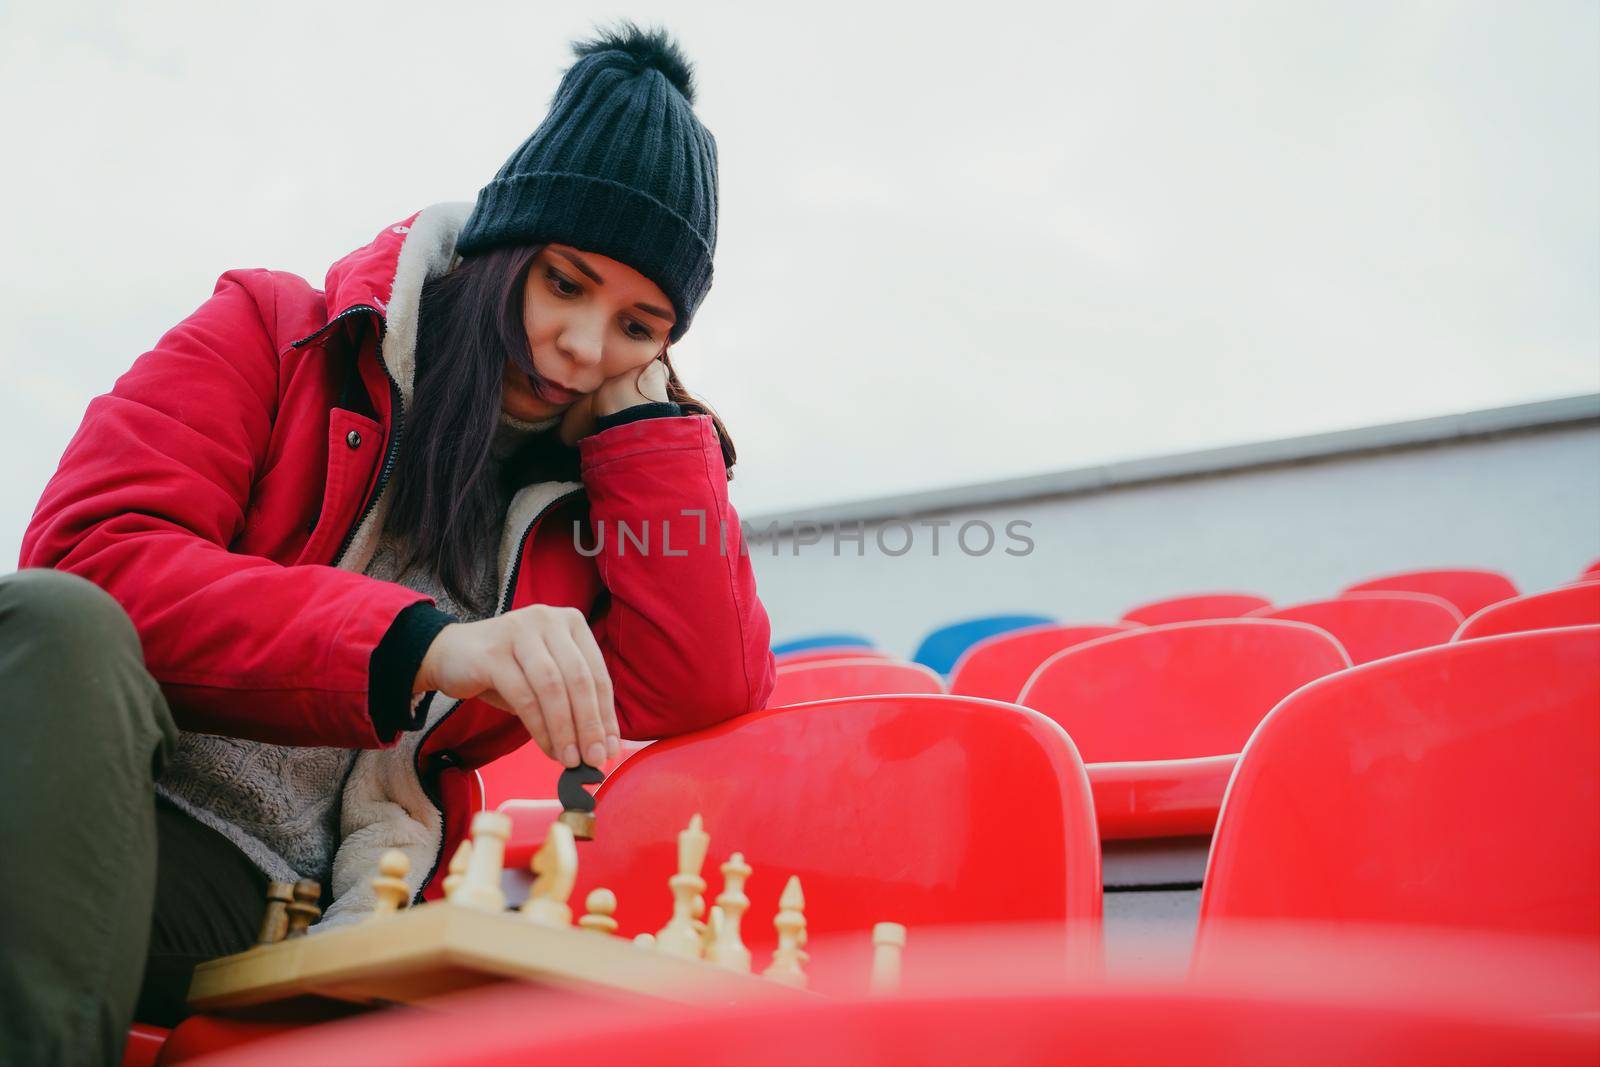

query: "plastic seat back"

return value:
[574, 696, 1102, 955]
[774, 646, 895, 668]
[768, 658, 944, 706]
[948, 623, 1135, 702]
[1199, 626, 1600, 940]
[1018, 620, 1350, 762]
[771, 632, 876, 656]
[1120, 593, 1272, 626]
[1246, 592, 1460, 664]
[1342, 567, 1518, 617]
[1455, 583, 1600, 641]
[911, 614, 1054, 675]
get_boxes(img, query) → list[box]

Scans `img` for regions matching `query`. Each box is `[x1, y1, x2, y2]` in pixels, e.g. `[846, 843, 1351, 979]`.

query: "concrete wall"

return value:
[742, 396, 1600, 659]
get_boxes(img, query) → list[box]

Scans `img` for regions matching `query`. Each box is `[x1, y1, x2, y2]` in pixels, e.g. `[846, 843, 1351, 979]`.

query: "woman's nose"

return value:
[556, 315, 606, 368]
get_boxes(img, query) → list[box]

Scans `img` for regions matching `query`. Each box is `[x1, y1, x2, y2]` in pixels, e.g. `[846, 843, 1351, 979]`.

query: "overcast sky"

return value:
[2, 1, 1596, 568]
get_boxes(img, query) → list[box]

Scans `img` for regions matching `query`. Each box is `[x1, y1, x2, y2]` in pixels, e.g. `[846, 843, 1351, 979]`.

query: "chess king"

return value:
[3, 20, 775, 1066]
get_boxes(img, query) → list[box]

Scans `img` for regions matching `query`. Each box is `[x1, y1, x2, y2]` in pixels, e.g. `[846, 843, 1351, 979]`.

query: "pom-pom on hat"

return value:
[457, 20, 718, 343]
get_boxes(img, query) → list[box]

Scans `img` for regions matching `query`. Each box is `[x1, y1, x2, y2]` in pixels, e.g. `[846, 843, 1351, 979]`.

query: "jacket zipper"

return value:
[408, 486, 586, 904]
[291, 306, 406, 569]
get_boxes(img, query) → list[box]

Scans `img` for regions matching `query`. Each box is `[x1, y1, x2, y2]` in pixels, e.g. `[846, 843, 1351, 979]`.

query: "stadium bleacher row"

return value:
[140, 564, 1600, 1063]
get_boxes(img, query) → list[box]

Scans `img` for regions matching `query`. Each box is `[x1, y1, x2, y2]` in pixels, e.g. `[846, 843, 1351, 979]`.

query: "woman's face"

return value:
[502, 243, 677, 420]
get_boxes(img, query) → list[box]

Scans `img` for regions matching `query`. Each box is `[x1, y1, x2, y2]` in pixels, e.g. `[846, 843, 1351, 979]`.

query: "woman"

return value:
[0, 21, 775, 1065]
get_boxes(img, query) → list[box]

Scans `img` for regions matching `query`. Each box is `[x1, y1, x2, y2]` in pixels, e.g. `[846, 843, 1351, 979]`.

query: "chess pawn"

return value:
[520, 821, 578, 927]
[709, 852, 753, 973]
[579, 888, 619, 936]
[442, 839, 473, 900]
[869, 922, 907, 994]
[700, 904, 724, 957]
[370, 849, 411, 919]
[256, 882, 294, 945]
[284, 879, 322, 938]
[655, 814, 710, 958]
[691, 893, 707, 942]
[633, 932, 657, 949]
[762, 875, 809, 988]
[453, 811, 511, 913]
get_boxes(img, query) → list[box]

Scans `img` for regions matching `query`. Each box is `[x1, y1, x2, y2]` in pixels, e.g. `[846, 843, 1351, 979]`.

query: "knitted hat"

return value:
[456, 21, 718, 342]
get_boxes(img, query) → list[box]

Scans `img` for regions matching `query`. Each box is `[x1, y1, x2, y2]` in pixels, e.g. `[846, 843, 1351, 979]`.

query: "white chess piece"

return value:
[655, 814, 710, 958]
[708, 852, 753, 972]
[442, 839, 472, 900]
[453, 811, 511, 913]
[579, 889, 619, 935]
[520, 820, 578, 927]
[869, 922, 907, 994]
[369, 850, 411, 919]
[762, 875, 809, 988]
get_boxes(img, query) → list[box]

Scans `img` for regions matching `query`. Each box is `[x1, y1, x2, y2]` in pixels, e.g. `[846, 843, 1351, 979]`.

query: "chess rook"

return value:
[453, 811, 511, 913]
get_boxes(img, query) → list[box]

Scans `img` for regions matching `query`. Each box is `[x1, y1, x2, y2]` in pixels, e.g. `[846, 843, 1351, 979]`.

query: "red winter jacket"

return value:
[20, 202, 777, 899]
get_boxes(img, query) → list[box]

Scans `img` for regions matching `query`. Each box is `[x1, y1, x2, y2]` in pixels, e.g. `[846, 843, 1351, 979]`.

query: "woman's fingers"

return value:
[565, 613, 619, 760]
[546, 628, 609, 767]
[485, 661, 553, 760]
[511, 633, 584, 767]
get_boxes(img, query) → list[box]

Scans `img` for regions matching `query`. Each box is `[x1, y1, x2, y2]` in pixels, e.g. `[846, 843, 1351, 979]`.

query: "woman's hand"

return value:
[414, 605, 619, 768]
[559, 357, 671, 446]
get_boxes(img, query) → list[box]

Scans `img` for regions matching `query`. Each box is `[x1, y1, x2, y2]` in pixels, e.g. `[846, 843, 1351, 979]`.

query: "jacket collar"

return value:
[313, 201, 475, 408]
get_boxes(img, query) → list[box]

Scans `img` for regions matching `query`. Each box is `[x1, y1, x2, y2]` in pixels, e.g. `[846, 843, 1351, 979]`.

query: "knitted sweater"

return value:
[153, 408, 560, 886]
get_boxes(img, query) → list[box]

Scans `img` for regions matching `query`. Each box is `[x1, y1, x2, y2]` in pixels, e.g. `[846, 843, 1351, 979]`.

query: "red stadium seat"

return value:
[1246, 591, 1460, 664]
[120, 1023, 167, 1067]
[1018, 621, 1350, 839]
[1120, 592, 1272, 626]
[1454, 582, 1600, 641]
[1341, 567, 1518, 617]
[767, 658, 944, 706]
[569, 696, 1103, 970]
[773, 646, 895, 668]
[947, 623, 1136, 702]
[1197, 626, 1600, 947]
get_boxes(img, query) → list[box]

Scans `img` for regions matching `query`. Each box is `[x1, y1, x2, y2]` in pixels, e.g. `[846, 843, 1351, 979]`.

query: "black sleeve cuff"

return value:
[592, 400, 682, 434]
[369, 601, 458, 743]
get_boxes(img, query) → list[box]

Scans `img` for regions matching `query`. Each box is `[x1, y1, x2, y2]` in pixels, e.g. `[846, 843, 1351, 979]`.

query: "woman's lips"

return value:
[531, 375, 580, 405]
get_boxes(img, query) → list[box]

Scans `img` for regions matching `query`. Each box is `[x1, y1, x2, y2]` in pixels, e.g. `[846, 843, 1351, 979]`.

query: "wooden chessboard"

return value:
[188, 899, 816, 1012]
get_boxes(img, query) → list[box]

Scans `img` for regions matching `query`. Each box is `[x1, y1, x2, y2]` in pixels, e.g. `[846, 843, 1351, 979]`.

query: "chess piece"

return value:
[870, 922, 907, 994]
[520, 820, 578, 927]
[655, 813, 710, 958]
[579, 888, 619, 935]
[284, 879, 322, 938]
[442, 839, 473, 900]
[633, 932, 657, 948]
[370, 850, 411, 919]
[256, 882, 294, 945]
[700, 904, 723, 957]
[709, 852, 753, 972]
[556, 762, 604, 840]
[453, 811, 511, 913]
[762, 875, 809, 988]
[691, 893, 708, 943]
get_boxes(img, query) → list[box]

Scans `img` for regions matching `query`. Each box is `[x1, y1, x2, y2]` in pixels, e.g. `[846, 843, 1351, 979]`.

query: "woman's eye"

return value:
[624, 320, 654, 341]
[546, 269, 580, 296]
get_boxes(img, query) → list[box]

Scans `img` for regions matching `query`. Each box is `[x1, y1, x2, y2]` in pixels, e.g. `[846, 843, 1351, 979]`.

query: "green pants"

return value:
[0, 569, 266, 1067]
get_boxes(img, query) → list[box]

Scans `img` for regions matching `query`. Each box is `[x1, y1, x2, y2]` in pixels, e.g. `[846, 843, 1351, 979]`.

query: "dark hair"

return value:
[385, 243, 738, 617]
